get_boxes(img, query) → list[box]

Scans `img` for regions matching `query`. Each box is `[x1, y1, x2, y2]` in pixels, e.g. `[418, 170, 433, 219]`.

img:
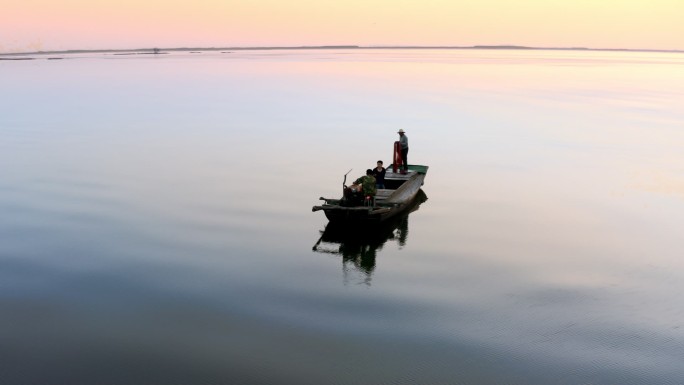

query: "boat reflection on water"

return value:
[312, 190, 427, 285]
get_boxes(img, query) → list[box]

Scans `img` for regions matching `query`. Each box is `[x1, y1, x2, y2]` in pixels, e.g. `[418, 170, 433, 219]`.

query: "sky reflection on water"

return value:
[1, 49, 684, 384]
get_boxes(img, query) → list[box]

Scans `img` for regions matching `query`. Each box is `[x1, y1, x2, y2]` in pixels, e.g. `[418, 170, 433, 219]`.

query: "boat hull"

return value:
[322, 190, 425, 223]
[313, 168, 427, 224]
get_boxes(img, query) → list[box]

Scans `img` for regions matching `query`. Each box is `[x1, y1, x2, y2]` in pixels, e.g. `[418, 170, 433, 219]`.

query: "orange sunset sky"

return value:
[2, 0, 682, 53]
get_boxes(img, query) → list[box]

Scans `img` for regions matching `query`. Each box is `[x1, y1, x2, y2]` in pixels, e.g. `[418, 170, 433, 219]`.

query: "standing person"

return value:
[398, 129, 409, 173]
[373, 160, 386, 189]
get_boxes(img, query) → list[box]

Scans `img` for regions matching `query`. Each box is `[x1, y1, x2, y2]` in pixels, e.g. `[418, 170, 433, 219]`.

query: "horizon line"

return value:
[2, 44, 683, 56]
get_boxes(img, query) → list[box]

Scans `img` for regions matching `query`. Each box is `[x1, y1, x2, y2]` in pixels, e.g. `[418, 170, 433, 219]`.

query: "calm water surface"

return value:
[2, 49, 684, 384]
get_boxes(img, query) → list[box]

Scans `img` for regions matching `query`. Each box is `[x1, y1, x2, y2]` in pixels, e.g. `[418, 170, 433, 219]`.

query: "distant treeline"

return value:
[2, 45, 682, 56]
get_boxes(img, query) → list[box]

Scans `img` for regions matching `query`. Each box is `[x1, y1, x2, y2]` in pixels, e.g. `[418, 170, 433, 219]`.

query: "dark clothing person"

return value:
[373, 166, 386, 189]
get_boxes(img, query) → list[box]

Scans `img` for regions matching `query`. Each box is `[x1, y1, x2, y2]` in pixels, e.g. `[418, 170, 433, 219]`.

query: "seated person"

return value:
[343, 169, 377, 205]
[372, 160, 386, 189]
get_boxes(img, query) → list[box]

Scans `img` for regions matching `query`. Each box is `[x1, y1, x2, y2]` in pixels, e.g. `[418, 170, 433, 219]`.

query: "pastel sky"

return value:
[2, 0, 682, 53]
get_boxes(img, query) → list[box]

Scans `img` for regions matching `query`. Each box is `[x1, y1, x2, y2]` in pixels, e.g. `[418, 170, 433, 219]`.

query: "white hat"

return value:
[397, 129, 405, 134]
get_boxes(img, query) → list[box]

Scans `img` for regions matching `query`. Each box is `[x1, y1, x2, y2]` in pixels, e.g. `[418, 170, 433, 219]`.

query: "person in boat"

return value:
[397, 129, 409, 173]
[344, 169, 377, 205]
[373, 160, 386, 189]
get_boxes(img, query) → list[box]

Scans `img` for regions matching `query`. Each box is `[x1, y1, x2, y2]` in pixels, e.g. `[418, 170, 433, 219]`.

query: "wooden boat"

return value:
[312, 164, 428, 223]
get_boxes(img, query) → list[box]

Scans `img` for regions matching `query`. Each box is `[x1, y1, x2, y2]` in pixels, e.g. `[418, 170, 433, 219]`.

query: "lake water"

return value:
[2, 49, 684, 384]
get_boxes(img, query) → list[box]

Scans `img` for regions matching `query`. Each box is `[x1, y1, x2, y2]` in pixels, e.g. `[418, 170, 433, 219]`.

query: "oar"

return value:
[342, 168, 352, 192]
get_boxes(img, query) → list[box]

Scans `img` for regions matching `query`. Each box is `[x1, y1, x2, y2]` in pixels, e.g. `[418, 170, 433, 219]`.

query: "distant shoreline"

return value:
[1, 45, 683, 57]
